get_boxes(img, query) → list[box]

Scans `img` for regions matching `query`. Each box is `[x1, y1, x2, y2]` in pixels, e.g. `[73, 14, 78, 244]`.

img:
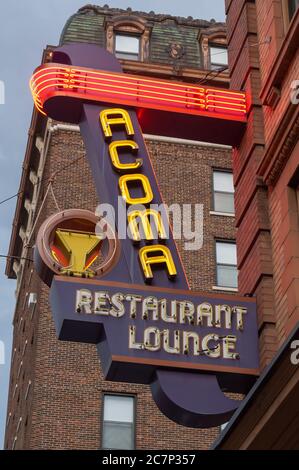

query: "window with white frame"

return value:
[216, 241, 238, 289]
[115, 34, 140, 61]
[102, 394, 135, 450]
[213, 170, 235, 214]
[210, 45, 228, 70]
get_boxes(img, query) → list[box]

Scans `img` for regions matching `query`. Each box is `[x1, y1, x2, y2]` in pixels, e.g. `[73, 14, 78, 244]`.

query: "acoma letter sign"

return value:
[31, 44, 258, 427]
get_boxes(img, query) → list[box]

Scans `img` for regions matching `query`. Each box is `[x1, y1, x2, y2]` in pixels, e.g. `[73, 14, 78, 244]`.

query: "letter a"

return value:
[100, 108, 134, 140]
[139, 245, 177, 281]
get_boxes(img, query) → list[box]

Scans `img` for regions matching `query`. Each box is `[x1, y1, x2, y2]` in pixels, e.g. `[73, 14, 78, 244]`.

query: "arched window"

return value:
[209, 43, 228, 70]
[106, 15, 151, 62]
[114, 34, 140, 61]
[208, 32, 228, 71]
[199, 28, 228, 71]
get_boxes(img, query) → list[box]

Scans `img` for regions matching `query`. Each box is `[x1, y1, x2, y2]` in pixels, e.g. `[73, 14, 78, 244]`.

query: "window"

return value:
[28, 292, 37, 319]
[283, 0, 299, 29]
[210, 45, 228, 70]
[115, 34, 140, 61]
[102, 394, 135, 450]
[6, 412, 11, 428]
[28, 292, 37, 307]
[12, 437, 17, 450]
[221, 422, 228, 432]
[216, 241, 238, 289]
[288, 0, 299, 21]
[25, 380, 32, 400]
[213, 170, 235, 214]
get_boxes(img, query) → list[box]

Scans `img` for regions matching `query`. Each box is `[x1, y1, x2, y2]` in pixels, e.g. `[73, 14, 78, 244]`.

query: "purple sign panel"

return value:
[51, 277, 258, 382]
[31, 43, 259, 428]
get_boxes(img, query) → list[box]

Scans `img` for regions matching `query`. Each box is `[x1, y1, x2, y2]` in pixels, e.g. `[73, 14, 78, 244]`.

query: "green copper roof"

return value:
[60, 11, 105, 46]
[150, 22, 201, 68]
[60, 5, 225, 69]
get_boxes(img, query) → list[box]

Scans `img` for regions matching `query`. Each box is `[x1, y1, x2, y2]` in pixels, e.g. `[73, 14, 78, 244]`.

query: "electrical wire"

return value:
[197, 38, 272, 86]
[0, 254, 33, 262]
[0, 154, 85, 207]
[197, 66, 228, 85]
[208, 38, 272, 59]
[0, 192, 23, 206]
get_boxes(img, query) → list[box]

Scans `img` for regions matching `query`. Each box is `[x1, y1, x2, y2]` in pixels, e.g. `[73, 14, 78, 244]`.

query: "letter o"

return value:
[119, 174, 153, 205]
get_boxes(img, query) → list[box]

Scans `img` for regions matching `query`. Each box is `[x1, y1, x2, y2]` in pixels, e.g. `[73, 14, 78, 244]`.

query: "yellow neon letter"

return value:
[128, 209, 167, 242]
[119, 174, 153, 205]
[109, 140, 142, 172]
[139, 245, 177, 281]
[100, 108, 134, 140]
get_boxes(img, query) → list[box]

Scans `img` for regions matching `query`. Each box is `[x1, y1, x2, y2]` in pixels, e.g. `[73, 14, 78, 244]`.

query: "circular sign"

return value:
[34, 209, 120, 286]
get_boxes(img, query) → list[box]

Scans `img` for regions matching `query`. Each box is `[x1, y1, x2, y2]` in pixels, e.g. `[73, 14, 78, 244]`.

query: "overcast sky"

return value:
[0, 0, 225, 448]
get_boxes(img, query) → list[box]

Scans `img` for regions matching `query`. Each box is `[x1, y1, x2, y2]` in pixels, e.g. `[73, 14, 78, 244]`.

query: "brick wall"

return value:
[268, 139, 299, 345]
[226, 0, 277, 370]
[256, 0, 299, 343]
[4, 128, 234, 449]
[226, 0, 299, 369]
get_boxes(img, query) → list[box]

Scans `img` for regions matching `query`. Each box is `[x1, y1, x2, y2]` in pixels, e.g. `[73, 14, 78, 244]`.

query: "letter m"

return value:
[128, 209, 167, 242]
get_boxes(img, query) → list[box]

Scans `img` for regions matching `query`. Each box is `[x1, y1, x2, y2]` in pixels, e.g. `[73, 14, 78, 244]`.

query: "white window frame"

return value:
[114, 34, 140, 61]
[210, 44, 228, 70]
[212, 170, 235, 215]
[102, 393, 135, 450]
[215, 240, 238, 290]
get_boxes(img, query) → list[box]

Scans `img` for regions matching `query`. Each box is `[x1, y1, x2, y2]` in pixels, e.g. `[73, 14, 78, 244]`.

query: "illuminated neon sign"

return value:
[31, 64, 247, 119]
[30, 47, 247, 147]
[32, 44, 258, 428]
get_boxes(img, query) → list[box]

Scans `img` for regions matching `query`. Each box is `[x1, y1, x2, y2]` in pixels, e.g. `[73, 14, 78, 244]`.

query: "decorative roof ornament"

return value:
[167, 43, 185, 60]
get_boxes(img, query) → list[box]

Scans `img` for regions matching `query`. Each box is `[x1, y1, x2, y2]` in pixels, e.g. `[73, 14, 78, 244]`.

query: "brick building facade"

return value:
[214, 0, 299, 449]
[4, 5, 238, 449]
